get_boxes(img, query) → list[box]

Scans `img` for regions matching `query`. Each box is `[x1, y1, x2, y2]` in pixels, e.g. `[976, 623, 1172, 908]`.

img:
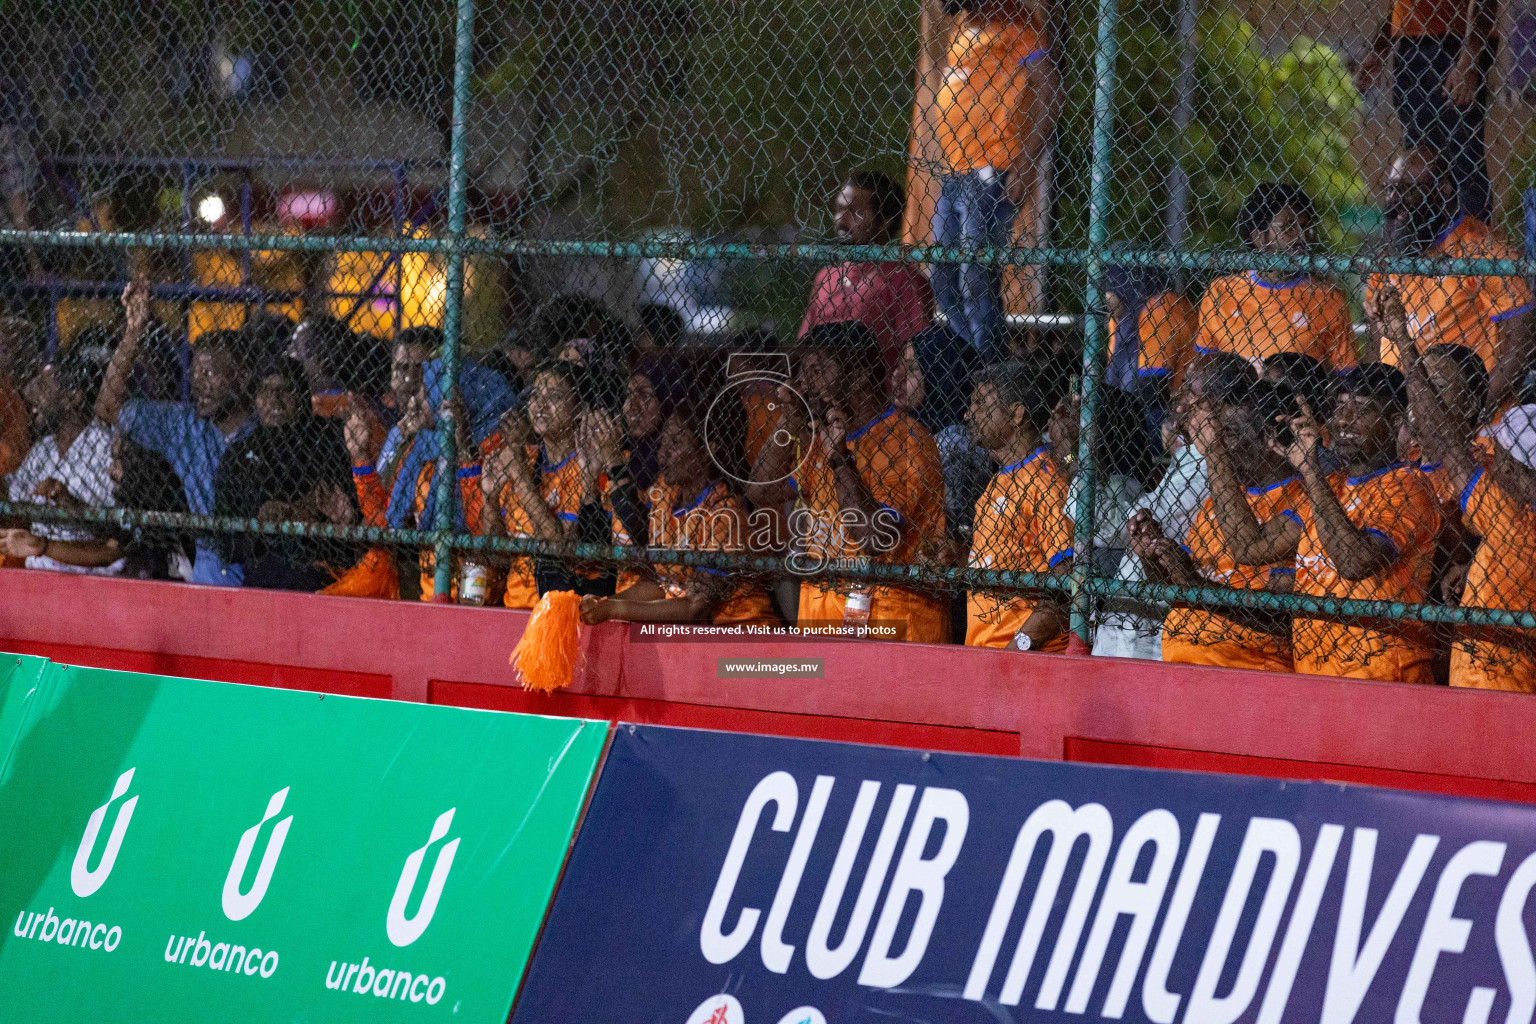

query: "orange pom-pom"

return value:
[510, 590, 584, 692]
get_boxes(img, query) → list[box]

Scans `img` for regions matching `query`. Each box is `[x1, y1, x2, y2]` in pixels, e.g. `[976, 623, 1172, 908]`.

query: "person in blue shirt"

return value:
[95, 276, 259, 586]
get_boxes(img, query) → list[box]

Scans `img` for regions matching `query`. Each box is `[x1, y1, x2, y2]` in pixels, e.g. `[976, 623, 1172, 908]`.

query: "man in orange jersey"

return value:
[1131, 380, 1305, 673]
[1280, 364, 1443, 683]
[1106, 266, 1198, 394]
[963, 361, 1073, 650]
[1355, 1, 1499, 219]
[1377, 280, 1536, 690]
[928, 0, 1060, 362]
[1197, 183, 1355, 371]
[746, 322, 948, 642]
[1367, 147, 1532, 406]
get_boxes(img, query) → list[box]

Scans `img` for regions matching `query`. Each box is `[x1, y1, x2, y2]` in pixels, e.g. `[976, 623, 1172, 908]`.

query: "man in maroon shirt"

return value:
[800, 171, 933, 369]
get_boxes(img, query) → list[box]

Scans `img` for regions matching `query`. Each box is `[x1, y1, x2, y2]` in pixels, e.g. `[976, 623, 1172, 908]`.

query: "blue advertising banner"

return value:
[514, 724, 1536, 1024]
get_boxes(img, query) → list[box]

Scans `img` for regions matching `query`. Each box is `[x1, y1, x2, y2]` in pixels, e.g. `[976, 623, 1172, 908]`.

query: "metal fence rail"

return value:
[0, 0, 1531, 681]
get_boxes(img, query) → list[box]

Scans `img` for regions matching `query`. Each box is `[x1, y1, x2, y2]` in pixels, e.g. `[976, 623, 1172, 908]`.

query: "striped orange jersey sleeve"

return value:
[351, 464, 388, 528]
[1136, 291, 1200, 384]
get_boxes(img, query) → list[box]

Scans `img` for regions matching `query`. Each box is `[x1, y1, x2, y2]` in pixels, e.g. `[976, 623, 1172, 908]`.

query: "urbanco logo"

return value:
[385, 808, 460, 947]
[71, 767, 139, 898]
[222, 787, 294, 921]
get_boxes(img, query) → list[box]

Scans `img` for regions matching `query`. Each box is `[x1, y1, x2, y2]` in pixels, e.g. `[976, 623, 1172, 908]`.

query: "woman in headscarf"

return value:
[376, 356, 516, 600]
[894, 325, 990, 544]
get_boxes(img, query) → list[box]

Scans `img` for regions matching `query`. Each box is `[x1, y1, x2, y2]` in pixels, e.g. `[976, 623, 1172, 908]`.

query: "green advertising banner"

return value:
[0, 659, 606, 1023]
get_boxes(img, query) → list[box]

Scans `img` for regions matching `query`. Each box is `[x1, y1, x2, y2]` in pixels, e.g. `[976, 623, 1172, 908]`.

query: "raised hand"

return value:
[578, 406, 625, 470]
[399, 390, 431, 440]
[1368, 282, 1413, 365]
[1185, 398, 1223, 459]
[1273, 397, 1325, 472]
[775, 382, 808, 438]
[0, 528, 45, 559]
[344, 406, 374, 466]
[821, 403, 849, 459]
[1049, 393, 1081, 459]
[121, 273, 151, 337]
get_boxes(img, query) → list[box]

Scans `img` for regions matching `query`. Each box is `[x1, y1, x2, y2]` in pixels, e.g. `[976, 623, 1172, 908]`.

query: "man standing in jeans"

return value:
[1355, 0, 1499, 221]
[928, 0, 1059, 365]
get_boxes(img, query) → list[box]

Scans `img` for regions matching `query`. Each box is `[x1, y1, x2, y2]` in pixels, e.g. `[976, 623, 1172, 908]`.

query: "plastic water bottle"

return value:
[843, 588, 872, 625]
[458, 562, 489, 606]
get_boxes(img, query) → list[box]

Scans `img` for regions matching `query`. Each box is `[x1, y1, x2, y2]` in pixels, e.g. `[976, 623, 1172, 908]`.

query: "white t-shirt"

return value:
[1091, 443, 1210, 660]
[7, 419, 125, 574]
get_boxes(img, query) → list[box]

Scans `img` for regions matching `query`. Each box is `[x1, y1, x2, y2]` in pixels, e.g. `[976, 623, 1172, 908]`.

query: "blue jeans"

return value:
[932, 170, 1016, 364]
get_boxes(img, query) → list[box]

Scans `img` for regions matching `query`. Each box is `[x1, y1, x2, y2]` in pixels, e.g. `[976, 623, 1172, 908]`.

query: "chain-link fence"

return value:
[3, 0, 1536, 689]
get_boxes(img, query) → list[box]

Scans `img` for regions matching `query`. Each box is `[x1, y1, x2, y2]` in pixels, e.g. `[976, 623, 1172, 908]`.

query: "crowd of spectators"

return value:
[0, 0, 1532, 694]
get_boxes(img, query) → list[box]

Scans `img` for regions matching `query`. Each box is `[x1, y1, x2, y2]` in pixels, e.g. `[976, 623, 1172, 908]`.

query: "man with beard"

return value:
[1353, 1, 1498, 221]
[799, 171, 932, 370]
[1366, 147, 1533, 408]
[6, 343, 117, 574]
[96, 276, 258, 586]
[1130, 379, 1304, 673]
[1280, 364, 1444, 683]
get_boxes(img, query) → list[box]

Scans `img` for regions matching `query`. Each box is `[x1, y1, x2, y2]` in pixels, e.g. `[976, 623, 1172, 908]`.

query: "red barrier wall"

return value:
[6, 568, 1536, 803]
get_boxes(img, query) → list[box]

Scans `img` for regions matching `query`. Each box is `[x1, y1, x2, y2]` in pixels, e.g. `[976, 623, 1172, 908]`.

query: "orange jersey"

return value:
[966, 446, 1074, 649]
[1392, 0, 1464, 35]
[496, 447, 586, 610]
[1108, 290, 1200, 387]
[1162, 477, 1305, 673]
[935, 9, 1050, 173]
[1369, 217, 1533, 373]
[1197, 273, 1356, 369]
[1450, 468, 1536, 692]
[741, 382, 779, 467]
[1293, 463, 1443, 683]
[648, 480, 778, 626]
[794, 407, 949, 643]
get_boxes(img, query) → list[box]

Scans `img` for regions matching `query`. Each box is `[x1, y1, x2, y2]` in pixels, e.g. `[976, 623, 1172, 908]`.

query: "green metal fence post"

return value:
[430, 0, 479, 601]
[1069, 0, 1122, 645]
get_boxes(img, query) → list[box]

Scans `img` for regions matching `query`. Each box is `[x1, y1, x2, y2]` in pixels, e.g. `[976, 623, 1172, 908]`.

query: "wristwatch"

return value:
[1012, 628, 1033, 651]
